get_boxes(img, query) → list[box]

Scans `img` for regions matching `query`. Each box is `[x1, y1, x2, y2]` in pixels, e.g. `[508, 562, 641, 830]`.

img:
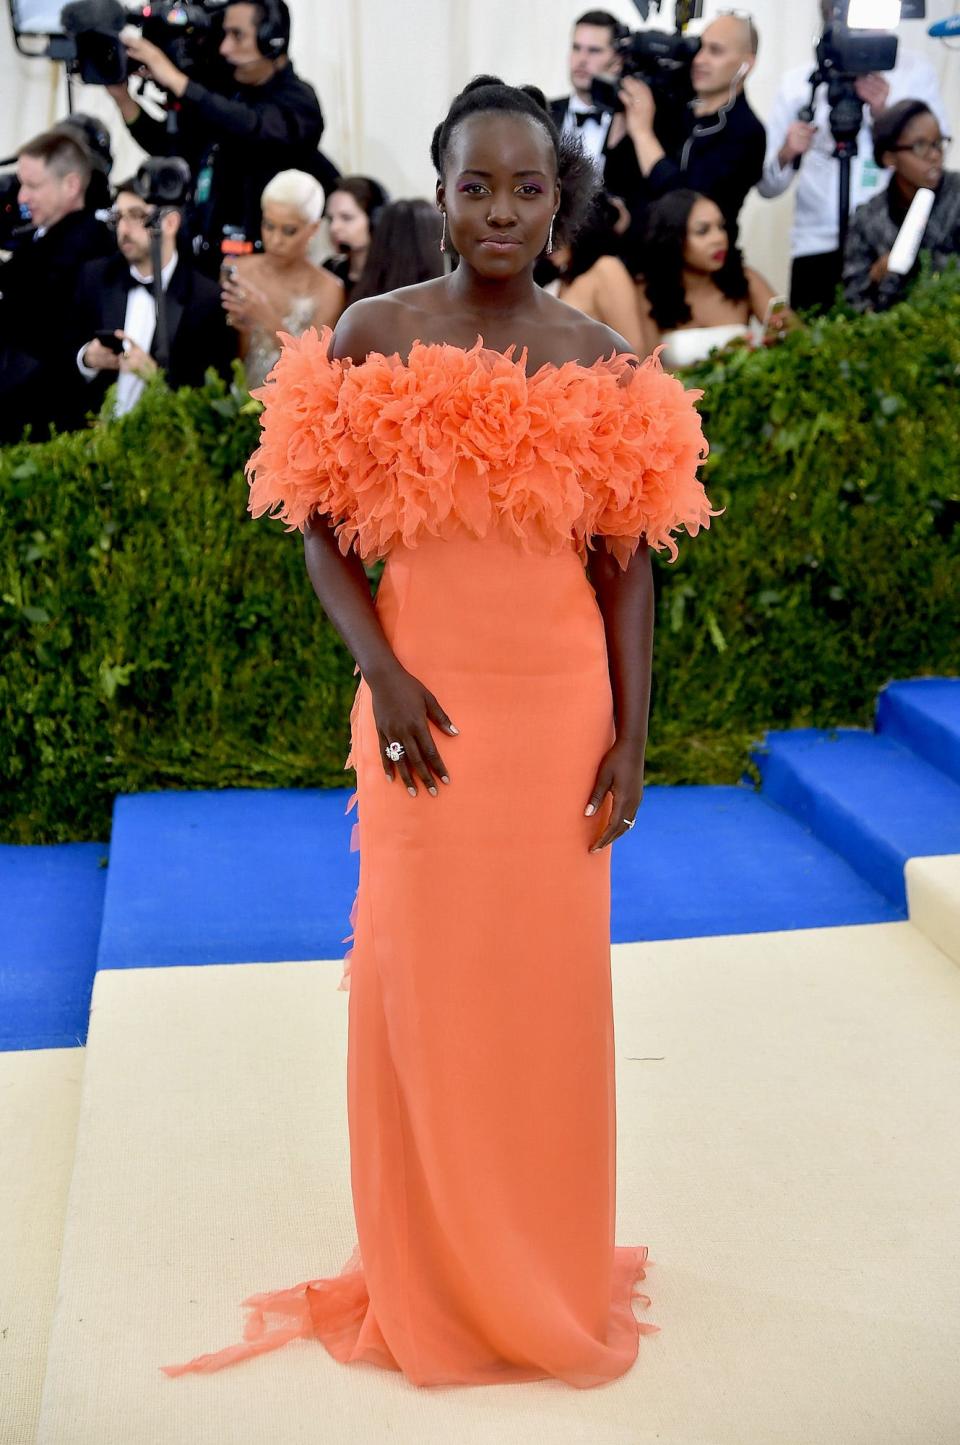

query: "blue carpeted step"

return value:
[96, 789, 359, 970]
[0, 843, 108, 1052]
[875, 677, 960, 787]
[612, 785, 900, 940]
[96, 784, 901, 972]
[754, 729, 960, 908]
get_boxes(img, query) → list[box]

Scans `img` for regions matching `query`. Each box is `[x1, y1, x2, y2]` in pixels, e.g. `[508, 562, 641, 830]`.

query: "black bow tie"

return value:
[126, 272, 158, 291]
[574, 108, 606, 127]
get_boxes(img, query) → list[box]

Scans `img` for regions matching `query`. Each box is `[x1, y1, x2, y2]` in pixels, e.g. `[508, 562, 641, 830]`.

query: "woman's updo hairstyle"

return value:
[431, 75, 597, 245]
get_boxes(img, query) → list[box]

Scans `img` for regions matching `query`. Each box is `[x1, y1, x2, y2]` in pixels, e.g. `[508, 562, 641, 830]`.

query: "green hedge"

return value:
[2, 269, 959, 842]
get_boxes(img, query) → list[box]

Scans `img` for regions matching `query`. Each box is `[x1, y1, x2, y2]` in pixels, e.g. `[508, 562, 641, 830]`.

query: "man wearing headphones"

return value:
[106, 1, 327, 275]
[616, 12, 766, 249]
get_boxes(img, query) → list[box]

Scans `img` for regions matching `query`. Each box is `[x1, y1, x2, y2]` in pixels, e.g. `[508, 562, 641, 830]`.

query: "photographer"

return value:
[616, 13, 766, 249]
[758, 0, 948, 313]
[0, 129, 112, 441]
[75, 179, 236, 416]
[106, 1, 325, 274]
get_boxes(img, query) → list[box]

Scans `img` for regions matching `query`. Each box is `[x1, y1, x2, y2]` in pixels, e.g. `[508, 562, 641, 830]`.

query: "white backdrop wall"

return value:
[2, 0, 958, 291]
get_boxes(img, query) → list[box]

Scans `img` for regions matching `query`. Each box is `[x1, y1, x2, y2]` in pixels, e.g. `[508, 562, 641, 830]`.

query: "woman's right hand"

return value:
[367, 665, 459, 796]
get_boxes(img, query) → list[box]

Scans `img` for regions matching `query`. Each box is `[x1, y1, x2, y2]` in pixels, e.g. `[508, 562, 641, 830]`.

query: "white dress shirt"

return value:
[77, 253, 179, 416]
[757, 47, 949, 260]
[560, 98, 613, 172]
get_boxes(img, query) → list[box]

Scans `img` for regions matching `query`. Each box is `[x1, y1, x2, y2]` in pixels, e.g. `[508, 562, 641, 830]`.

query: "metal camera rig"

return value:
[130, 155, 192, 368]
[797, 0, 927, 254]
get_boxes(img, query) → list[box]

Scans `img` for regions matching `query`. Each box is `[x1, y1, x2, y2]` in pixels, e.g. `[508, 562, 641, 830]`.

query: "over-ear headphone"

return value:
[256, 0, 291, 58]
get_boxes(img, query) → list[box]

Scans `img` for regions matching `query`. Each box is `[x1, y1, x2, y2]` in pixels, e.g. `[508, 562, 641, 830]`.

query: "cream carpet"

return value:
[25, 921, 960, 1445]
[0, 1048, 84, 1445]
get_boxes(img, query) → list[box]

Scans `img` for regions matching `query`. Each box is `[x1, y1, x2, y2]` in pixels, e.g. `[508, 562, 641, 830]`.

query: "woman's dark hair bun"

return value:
[518, 84, 549, 113]
[462, 74, 507, 94]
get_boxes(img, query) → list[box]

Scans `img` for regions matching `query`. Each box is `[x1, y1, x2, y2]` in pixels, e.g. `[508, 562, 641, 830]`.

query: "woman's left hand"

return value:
[584, 739, 645, 852]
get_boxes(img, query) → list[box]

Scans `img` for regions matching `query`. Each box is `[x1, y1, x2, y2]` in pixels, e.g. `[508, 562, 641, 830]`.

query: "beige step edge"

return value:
[0, 1045, 85, 1445]
[905, 852, 960, 967]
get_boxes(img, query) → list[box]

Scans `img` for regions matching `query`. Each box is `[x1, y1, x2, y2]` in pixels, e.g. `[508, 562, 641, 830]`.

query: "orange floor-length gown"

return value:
[162, 326, 713, 1388]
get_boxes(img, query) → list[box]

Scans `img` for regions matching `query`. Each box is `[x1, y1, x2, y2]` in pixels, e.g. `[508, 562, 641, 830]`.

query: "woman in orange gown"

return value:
[162, 77, 714, 1390]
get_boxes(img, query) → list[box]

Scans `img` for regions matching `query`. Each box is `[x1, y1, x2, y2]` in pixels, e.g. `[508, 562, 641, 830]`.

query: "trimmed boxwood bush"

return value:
[2, 269, 958, 842]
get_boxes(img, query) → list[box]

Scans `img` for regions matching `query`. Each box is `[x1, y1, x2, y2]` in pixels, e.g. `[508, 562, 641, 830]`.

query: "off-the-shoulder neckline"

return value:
[322, 328, 645, 381]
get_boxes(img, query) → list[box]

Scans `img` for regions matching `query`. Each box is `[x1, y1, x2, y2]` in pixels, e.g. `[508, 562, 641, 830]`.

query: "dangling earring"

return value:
[545, 214, 555, 255]
[439, 212, 447, 254]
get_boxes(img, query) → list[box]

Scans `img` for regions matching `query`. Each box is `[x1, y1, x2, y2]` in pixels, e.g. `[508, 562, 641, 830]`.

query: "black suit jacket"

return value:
[74, 251, 238, 409]
[0, 209, 113, 440]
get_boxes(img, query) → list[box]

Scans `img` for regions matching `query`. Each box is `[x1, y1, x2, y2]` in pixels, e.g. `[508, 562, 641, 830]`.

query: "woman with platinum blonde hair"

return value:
[222, 169, 345, 390]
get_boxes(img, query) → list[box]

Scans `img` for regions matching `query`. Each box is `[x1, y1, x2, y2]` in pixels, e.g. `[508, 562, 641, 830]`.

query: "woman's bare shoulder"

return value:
[330, 281, 453, 363]
[569, 312, 639, 364]
[329, 297, 397, 362]
[592, 253, 634, 283]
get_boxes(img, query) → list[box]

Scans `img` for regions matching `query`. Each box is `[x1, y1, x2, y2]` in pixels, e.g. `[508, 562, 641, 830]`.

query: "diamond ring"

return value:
[385, 741, 405, 762]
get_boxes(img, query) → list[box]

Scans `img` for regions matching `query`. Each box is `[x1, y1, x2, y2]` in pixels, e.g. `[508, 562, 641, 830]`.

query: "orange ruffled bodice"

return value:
[246, 326, 715, 567]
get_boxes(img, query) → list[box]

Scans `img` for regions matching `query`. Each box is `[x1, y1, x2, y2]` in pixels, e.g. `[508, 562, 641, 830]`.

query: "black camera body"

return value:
[135, 156, 193, 208]
[591, 27, 699, 113]
[0, 171, 32, 251]
[60, 0, 226, 86]
[816, 23, 898, 84]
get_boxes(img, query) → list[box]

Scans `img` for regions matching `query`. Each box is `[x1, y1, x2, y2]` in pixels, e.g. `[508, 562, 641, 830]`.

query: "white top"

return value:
[77, 254, 179, 416]
[757, 46, 949, 259]
[658, 324, 750, 370]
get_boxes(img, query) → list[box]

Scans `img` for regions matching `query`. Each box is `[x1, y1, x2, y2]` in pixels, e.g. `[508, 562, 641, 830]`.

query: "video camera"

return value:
[59, 0, 228, 86]
[590, 0, 704, 114]
[798, 1, 927, 251]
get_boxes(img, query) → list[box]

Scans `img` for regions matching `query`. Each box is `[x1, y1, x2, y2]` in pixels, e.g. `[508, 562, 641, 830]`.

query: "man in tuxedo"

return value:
[0, 128, 113, 441]
[75, 181, 237, 417]
[551, 10, 626, 169]
[550, 11, 643, 266]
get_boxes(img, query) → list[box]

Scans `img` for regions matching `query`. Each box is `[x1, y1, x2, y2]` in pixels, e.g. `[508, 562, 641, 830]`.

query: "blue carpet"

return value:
[0, 843, 108, 1052]
[96, 789, 358, 970]
[93, 783, 901, 975]
[755, 729, 960, 907]
[876, 677, 960, 789]
[611, 785, 901, 941]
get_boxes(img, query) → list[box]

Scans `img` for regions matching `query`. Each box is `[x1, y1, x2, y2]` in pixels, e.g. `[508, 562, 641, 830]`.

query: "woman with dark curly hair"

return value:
[637, 189, 787, 368]
[164, 77, 716, 1391]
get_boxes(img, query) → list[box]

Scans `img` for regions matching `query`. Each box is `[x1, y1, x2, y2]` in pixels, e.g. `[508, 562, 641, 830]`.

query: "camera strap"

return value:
[680, 86, 739, 172]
